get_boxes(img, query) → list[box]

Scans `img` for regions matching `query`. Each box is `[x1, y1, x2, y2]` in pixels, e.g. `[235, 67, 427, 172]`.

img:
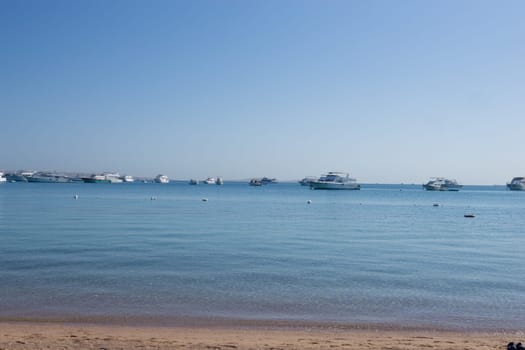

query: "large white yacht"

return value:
[309, 172, 360, 190]
[154, 174, 170, 183]
[507, 177, 525, 191]
[423, 177, 462, 191]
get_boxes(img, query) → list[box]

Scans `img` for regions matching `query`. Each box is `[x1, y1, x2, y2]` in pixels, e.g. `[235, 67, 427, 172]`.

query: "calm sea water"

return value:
[1, 181, 525, 330]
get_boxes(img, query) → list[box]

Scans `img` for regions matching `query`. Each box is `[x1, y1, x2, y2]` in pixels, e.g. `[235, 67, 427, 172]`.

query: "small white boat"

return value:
[507, 177, 525, 191]
[309, 172, 360, 190]
[203, 177, 216, 185]
[216, 177, 224, 185]
[121, 175, 134, 182]
[154, 174, 170, 183]
[189, 179, 199, 185]
[0, 172, 6, 183]
[423, 177, 462, 191]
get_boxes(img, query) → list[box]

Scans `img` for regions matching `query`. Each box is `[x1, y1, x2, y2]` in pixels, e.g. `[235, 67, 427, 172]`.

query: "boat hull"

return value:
[422, 184, 462, 191]
[27, 176, 71, 183]
[6, 174, 29, 182]
[82, 178, 110, 183]
[507, 184, 525, 191]
[310, 182, 360, 190]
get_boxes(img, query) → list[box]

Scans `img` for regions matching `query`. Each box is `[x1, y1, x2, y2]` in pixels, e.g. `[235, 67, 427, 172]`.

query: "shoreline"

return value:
[0, 314, 519, 333]
[0, 320, 518, 350]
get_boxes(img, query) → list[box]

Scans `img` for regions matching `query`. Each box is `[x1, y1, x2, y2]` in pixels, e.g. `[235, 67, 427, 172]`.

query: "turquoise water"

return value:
[1, 182, 525, 330]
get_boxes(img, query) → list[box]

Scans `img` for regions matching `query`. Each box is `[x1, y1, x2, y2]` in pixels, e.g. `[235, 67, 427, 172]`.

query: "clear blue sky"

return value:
[1, 0, 524, 184]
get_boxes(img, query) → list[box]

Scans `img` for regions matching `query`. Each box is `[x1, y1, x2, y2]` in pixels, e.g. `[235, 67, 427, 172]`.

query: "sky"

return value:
[1, 0, 524, 184]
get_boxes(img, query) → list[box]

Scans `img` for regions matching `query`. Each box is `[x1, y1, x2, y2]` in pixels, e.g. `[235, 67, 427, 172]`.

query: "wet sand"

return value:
[0, 321, 518, 349]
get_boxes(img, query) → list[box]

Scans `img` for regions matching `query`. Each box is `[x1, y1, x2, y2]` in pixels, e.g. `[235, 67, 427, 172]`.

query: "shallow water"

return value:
[1, 182, 524, 330]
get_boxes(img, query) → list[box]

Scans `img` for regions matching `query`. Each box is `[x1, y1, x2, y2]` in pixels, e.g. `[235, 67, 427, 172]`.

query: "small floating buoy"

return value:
[202, 198, 208, 202]
[73, 194, 79, 199]
[464, 214, 475, 218]
[433, 203, 439, 207]
[307, 200, 312, 204]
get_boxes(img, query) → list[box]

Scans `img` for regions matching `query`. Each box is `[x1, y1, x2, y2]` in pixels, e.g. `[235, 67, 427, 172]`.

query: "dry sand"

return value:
[0, 321, 520, 349]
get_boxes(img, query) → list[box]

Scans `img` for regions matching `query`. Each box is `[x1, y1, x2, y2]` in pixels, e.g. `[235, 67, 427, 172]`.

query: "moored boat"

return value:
[299, 176, 317, 186]
[216, 177, 224, 185]
[82, 173, 123, 183]
[189, 179, 199, 185]
[261, 177, 277, 185]
[154, 174, 170, 183]
[507, 177, 525, 191]
[5, 171, 35, 182]
[121, 175, 134, 182]
[423, 177, 462, 191]
[0, 172, 6, 183]
[309, 172, 360, 190]
[203, 177, 216, 185]
[27, 173, 72, 183]
[249, 178, 263, 186]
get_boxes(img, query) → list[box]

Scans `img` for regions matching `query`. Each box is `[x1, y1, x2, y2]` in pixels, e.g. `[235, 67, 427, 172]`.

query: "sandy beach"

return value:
[0, 321, 517, 349]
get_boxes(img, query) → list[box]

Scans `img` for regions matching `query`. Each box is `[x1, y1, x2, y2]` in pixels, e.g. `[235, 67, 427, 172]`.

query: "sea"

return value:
[1, 181, 525, 331]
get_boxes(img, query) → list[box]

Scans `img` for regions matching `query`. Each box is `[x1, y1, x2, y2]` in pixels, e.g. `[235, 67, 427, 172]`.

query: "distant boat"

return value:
[203, 177, 216, 185]
[299, 176, 317, 186]
[507, 177, 525, 191]
[5, 171, 35, 182]
[423, 177, 462, 191]
[249, 178, 263, 186]
[216, 177, 224, 185]
[189, 179, 199, 185]
[82, 174, 110, 183]
[27, 173, 72, 183]
[309, 172, 360, 190]
[120, 175, 134, 182]
[261, 177, 277, 185]
[82, 173, 123, 183]
[154, 174, 169, 183]
[0, 172, 6, 183]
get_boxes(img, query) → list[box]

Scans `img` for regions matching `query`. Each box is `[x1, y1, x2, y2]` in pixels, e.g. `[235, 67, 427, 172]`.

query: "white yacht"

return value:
[0, 172, 6, 183]
[423, 177, 462, 191]
[507, 177, 525, 191]
[154, 174, 170, 183]
[203, 177, 216, 185]
[309, 172, 360, 190]
[82, 173, 123, 183]
[103, 173, 123, 183]
[121, 175, 134, 183]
